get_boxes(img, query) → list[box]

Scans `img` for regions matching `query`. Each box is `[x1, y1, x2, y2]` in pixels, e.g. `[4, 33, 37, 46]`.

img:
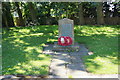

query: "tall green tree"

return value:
[28, 2, 38, 25]
[0, 3, 2, 28]
[15, 2, 25, 26]
[79, 3, 85, 25]
[2, 2, 15, 27]
[96, 2, 104, 25]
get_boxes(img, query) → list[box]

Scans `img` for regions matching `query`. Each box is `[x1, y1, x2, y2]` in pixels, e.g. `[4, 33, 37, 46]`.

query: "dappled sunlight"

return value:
[8, 33, 44, 38]
[11, 38, 29, 45]
[74, 25, 118, 74]
[53, 30, 58, 35]
[47, 38, 57, 43]
[2, 25, 119, 75]
[85, 56, 118, 74]
[18, 29, 30, 34]
[11, 59, 50, 75]
[94, 56, 117, 65]
[24, 46, 42, 53]
[2, 25, 58, 75]
[3, 51, 51, 75]
[75, 25, 118, 37]
[15, 70, 26, 74]
[29, 60, 50, 67]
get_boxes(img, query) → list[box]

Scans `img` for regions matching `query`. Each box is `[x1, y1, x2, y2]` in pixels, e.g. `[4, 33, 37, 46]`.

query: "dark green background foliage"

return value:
[2, 2, 120, 27]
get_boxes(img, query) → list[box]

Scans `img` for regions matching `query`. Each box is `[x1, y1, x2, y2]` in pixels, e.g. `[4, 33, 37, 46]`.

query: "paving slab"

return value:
[43, 44, 118, 78]
[67, 63, 86, 72]
[53, 56, 71, 63]
[70, 55, 83, 63]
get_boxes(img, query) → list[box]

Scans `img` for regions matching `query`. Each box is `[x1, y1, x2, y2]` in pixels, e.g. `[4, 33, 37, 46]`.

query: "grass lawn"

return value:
[75, 25, 119, 74]
[2, 25, 58, 75]
[2, 25, 119, 75]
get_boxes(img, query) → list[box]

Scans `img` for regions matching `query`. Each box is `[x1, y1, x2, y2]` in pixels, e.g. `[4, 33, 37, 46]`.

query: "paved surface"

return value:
[43, 44, 118, 78]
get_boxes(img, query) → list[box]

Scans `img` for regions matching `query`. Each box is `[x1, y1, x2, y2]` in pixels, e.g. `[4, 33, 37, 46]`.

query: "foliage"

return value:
[2, 2, 120, 27]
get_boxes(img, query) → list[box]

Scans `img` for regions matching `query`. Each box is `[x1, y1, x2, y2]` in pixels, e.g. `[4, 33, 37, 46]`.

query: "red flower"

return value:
[58, 36, 72, 46]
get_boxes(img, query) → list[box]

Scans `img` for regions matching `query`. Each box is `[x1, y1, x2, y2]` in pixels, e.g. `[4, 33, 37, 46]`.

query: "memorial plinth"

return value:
[53, 18, 79, 51]
[53, 42, 79, 51]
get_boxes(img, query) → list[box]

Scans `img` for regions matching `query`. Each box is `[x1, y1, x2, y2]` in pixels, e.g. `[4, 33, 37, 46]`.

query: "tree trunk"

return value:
[15, 2, 25, 26]
[79, 3, 85, 25]
[2, 2, 15, 27]
[2, 12, 8, 27]
[28, 2, 38, 25]
[0, 3, 2, 28]
[2, 3, 7, 27]
[96, 2, 104, 25]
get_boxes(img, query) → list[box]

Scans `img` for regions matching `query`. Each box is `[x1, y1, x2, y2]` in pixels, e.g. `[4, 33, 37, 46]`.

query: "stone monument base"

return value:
[53, 42, 79, 51]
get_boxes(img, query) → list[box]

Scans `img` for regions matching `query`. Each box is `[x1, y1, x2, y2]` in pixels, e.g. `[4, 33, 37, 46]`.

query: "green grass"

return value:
[2, 25, 119, 75]
[75, 25, 119, 74]
[2, 25, 58, 75]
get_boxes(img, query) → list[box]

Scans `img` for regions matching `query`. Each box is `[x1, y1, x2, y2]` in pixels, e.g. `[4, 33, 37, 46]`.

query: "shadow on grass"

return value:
[2, 25, 119, 75]
[74, 25, 119, 74]
[2, 25, 58, 75]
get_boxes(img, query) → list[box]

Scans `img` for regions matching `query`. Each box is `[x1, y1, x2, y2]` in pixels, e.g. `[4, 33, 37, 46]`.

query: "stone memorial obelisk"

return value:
[53, 18, 79, 51]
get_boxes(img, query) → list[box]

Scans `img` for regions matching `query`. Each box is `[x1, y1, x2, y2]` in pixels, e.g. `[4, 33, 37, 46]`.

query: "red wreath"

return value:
[58, 36, 72, 46]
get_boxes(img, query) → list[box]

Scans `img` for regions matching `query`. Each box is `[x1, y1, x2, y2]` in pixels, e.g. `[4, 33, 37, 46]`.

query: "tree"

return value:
[28, 2, 38, 25]
[15, 2, 25, 26]
[78, 3, 85, 25]
[96, 2, 104, 25]
[0, 3, 2, 28]
[113, 2, 119, 17]
[2, 2, 15, 27]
